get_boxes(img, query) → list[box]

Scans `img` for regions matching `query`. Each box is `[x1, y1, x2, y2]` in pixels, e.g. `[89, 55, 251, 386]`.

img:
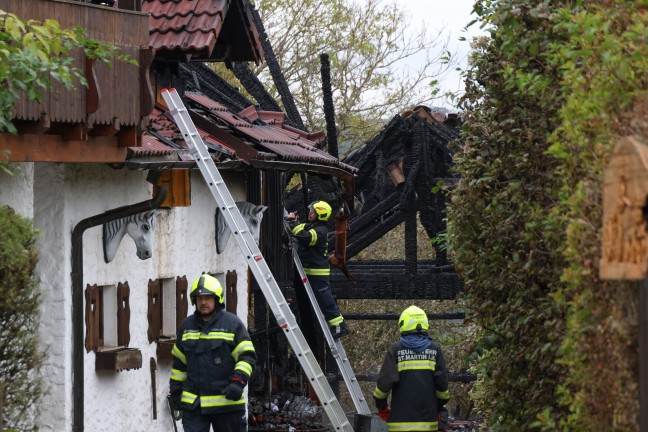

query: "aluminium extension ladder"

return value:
[161, 88, 366, 432]
[290, 241, 371, 416]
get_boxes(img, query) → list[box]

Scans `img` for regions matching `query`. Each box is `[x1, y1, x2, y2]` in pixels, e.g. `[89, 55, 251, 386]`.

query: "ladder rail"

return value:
[161, 89, 354, 432]
[290, 240, 372, 415]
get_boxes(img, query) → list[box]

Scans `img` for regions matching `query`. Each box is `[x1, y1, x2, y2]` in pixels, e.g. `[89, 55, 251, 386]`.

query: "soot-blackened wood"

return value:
[328, 190, 401, 253]
[250, 8, 305, 131]
[231, 62, 283, 113]
[345, 209, 405, 259]
[331, 270, 463, 300]
[320, 53, 338, 159]
[180, 63, 253, 113]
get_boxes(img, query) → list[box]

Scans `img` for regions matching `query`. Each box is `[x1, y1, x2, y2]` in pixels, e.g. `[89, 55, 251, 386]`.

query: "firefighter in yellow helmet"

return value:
[169, 274, 256, 432]
[287, 200, 349, 339]
[373, 305, 450, 431]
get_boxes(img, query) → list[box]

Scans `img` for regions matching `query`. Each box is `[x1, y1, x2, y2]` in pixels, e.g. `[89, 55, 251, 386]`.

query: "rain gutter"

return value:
[71, 186, 167, 431]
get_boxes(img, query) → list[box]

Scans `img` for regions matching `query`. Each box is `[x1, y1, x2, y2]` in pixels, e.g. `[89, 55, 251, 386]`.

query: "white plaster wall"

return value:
[22, 163, 252, 432]
[33, 163, 73, 431]
[0, 162, 34, 218]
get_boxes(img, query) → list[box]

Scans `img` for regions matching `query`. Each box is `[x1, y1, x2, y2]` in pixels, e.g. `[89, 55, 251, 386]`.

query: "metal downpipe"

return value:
[71, 186, 167, 431]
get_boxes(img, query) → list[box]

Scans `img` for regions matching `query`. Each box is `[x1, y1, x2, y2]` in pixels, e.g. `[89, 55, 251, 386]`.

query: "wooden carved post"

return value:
[600, 136, 648, 430]
[226, 270, 238, 315]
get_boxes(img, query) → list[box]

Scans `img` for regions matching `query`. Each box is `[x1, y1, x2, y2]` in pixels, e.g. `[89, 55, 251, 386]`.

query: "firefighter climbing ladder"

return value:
[161, 88, 365, 432]
[290, 243, 371, 416]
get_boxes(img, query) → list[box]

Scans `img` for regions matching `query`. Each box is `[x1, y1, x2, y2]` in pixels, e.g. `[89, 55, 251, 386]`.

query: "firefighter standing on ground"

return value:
[169, 274, 256, 432]
[373, 305, 450, 432]
[287, 200, 349, 339]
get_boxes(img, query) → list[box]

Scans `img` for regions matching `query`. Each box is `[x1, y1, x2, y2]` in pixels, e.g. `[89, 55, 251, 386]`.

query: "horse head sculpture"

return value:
[103, 210, 160, 263]
[216, 202, 268, 254]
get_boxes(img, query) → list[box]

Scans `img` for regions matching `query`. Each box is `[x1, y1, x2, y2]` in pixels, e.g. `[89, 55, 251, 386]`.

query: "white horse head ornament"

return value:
[216, 202, 268, 254]
[103, 210, 160, 263]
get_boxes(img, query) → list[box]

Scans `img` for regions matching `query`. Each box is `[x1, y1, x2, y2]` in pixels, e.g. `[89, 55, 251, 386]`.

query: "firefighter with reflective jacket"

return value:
[168, 274, 256, 432]
[373, 305, 450, 432]
[287, 200, 349, 339]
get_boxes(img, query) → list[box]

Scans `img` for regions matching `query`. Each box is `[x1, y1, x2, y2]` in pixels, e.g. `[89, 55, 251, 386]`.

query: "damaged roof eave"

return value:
[123, 157, 356, 199]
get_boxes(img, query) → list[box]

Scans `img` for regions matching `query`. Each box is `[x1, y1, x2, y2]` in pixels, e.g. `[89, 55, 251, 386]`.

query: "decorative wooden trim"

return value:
[85, 284, 102, 353]
[0, 133, 127, 163]
[226, 270, 237, 314]
[13, 115, 51, 135]
[95, 347, 142, 372]
[86, 57, 100, 115]
[117, 282, 131, 347]
[176, 276, 188, 333]
[140, 48, 156, 118]
[600, 136, 648, 280]
[147, 279, 162, 343]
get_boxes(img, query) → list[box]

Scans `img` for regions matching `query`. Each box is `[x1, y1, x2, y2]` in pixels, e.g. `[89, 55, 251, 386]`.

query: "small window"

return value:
[85, 282, 131, 351]
[152, 276, 188, 360]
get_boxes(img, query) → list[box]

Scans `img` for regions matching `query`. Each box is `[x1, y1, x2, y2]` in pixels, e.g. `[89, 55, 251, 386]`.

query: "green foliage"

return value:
[0, 206, 41, 431]
[448, 0, 647, 430]
[248, 0, 453, 150]
[0, 10, 137, 134]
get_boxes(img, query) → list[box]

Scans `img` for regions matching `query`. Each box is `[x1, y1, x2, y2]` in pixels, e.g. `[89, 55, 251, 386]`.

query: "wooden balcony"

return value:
[2, 0, 153, 153]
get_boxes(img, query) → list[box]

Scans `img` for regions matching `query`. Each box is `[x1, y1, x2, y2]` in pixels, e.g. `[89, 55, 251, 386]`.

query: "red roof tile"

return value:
[143, 0, 262, 62]
[134, 93, 357, 175]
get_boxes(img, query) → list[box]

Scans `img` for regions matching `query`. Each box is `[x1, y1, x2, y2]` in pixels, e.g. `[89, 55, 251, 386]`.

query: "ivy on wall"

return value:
[448, 0, 647, 430]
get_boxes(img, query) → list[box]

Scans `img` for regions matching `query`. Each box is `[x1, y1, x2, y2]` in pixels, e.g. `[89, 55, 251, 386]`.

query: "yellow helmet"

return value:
[308, 200, 332, 221]
[399, 305, 429, 332]
[190, 274, 224, 306]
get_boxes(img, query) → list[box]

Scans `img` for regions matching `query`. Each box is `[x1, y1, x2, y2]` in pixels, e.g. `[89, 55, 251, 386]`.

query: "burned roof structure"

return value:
[331, 107, 465, 301]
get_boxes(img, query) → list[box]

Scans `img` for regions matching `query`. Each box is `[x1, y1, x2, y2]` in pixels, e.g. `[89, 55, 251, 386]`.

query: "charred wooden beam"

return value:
[345, 208, 405, 259]
[231, 62, 282, 113]
[181, 63, 254, 113]
[320, 53, 338, 159]
[344, 312, 465, 321]
[249, 7, 305, 131]
[339, 189, 401, 242]
[331, 270, 463, 300]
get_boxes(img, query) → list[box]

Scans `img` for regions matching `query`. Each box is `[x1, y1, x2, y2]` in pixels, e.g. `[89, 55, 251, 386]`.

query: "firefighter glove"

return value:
[224, 374, 247, 400]
[378, 407, 391, 421]
[168, 389, 182, 411]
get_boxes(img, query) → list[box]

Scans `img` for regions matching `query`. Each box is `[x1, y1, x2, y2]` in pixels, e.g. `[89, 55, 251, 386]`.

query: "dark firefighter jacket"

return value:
[290, 221, 330, 276]
[373, 339, 450, 431]
[170, 309, 256, 414]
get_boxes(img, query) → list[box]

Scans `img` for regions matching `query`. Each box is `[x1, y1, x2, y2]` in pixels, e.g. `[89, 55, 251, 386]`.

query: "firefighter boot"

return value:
[331, 322, 350, 340]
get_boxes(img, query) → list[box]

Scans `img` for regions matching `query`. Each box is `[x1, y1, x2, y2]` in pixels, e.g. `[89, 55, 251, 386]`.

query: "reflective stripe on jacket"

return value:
[373, 340, 449, 431]
[169, 309, 256, 414]
[290, 221, 330, 275]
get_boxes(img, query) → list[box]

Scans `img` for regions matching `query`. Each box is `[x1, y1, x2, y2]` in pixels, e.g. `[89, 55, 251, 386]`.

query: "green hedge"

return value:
[448, 0, 647, 430]
[0, 206, 42, 431]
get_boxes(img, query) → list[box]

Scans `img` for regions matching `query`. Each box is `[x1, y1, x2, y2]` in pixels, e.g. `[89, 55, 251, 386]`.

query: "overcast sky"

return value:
[392, 0, 486, 107]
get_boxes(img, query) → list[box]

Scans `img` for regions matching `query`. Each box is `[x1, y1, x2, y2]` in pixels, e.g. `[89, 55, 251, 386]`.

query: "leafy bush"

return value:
[448, 0, 647, 430]
[0, 206, 41, 431]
